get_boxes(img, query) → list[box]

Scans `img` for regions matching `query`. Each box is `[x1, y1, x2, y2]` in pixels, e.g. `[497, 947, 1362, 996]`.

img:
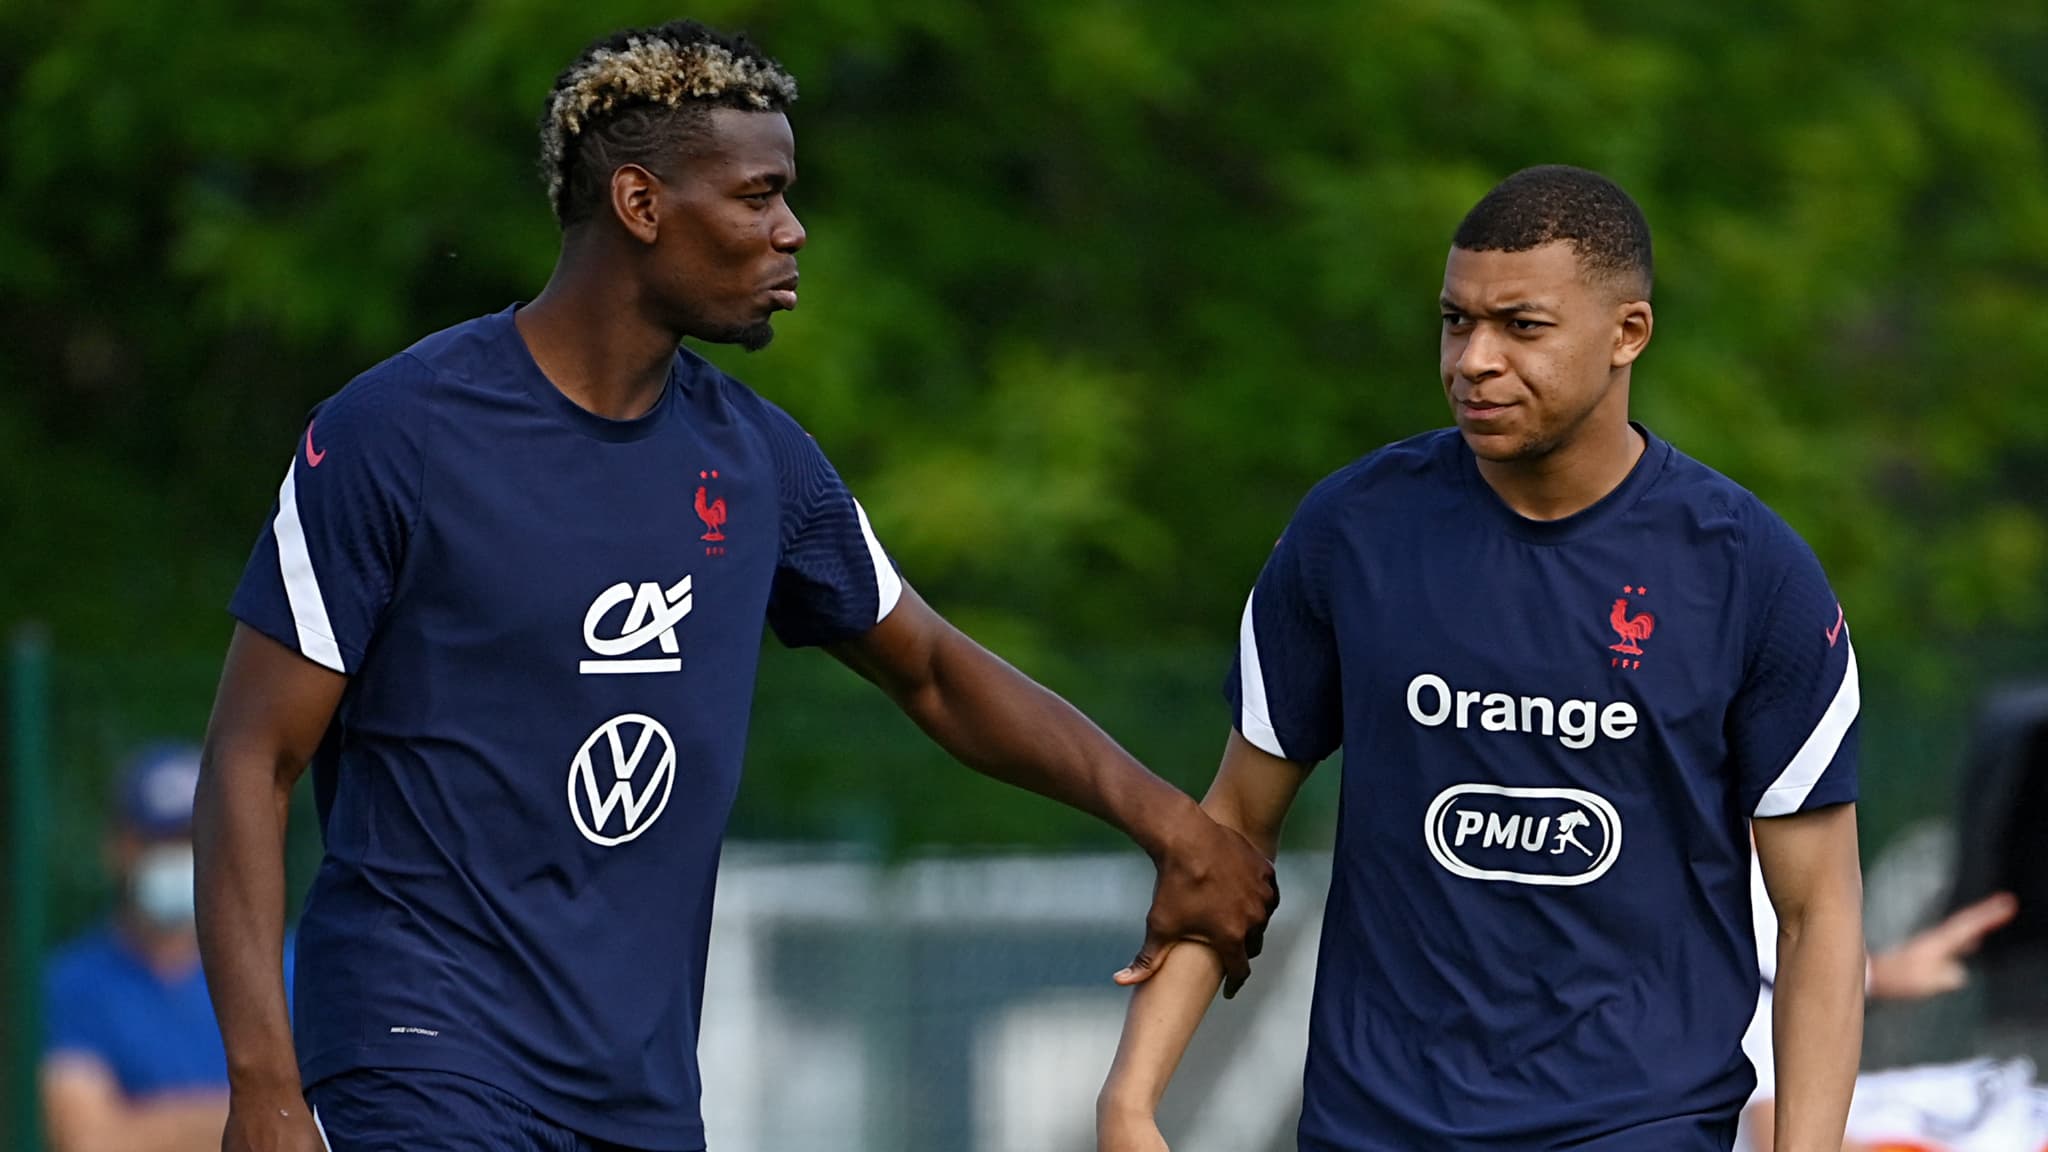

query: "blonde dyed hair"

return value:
[539, 21, 797, 225]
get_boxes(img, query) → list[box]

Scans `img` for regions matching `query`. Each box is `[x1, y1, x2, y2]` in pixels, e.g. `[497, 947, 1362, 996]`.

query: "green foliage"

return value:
[3, 0, 2045, 853]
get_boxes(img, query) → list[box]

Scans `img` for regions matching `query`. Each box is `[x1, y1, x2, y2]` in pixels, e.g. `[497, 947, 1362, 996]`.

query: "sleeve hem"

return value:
[227, 604, 362, 674]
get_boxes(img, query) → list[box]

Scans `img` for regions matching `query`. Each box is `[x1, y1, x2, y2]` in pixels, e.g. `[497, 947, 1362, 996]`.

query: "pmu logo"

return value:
[580, 578, 692, 675]
[1424, 784, 1621, 886]
[568, 713, 677, 847]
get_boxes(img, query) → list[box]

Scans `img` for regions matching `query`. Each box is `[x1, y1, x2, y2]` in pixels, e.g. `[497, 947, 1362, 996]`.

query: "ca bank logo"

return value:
[568, 713, 676, 847]
[580, 578, 692, 675]
[1424, 784, 1621, 886]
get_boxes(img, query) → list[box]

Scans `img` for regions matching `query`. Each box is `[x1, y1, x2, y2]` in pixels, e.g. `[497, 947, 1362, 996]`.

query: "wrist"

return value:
[226, 1057, 304, 1102]
[1098, 1076, 1163, 1121]
[1129, 784, 1203, 863]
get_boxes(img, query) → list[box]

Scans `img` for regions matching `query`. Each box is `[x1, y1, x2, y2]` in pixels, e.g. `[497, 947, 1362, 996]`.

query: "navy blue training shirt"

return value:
[230, 306, 900, 1149]
[1227, 427, 1859, 1152]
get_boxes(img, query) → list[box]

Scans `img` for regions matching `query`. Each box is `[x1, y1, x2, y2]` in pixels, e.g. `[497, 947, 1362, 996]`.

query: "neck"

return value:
[1475, 405, 1644, 522]
[117, 912, 201, 979]
[516, 238, 678, 421]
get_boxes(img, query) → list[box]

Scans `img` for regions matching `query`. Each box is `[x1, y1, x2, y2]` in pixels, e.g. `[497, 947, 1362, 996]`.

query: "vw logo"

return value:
[568, 713, 676, 847]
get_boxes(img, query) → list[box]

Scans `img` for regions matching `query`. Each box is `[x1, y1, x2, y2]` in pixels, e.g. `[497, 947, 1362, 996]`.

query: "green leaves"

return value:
[2, 0, 2044, 850]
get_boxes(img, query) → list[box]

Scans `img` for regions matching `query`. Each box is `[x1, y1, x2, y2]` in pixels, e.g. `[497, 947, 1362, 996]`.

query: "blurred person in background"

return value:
[41, 743, 292, 1152]
[196, 18, 1274, 1152]
[1743, 860, 2026, 1152]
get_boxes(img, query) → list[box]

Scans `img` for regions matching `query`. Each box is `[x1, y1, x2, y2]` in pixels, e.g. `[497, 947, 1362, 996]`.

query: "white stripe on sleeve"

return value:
[854, 499, 904, 624]
[1753, 639, 1859, 817]
[274, 459, 347, 673]
[1236, 590, 1287, 759]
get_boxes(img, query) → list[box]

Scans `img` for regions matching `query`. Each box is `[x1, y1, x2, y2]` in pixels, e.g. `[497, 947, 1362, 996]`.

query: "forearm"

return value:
[1100, 941, 1226, 1116]
[893, 626, 1195, 856]
[1770, 900, 1864, 1152]
[55, 1097, 228, 1152]
[193, 747, 302, 1097]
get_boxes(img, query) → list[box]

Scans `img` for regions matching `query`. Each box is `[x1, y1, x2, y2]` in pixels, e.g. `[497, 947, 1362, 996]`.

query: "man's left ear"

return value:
[1614, 300, 1654, 369]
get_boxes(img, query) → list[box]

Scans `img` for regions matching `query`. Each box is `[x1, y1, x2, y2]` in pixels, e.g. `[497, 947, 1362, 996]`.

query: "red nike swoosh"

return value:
[1825, 605, 1845, 647]
[305, 421, 326, 467]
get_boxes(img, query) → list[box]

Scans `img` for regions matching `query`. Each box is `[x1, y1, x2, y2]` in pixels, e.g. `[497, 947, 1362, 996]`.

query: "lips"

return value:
[765, 274, 799, 312]
[1458, 398, 1514, 422]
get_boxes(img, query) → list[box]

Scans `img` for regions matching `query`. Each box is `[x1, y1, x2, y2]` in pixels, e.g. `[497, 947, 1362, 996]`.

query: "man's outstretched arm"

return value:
[829, 586, 1279, 993]
[1093, 731, 1311, 1152]
[1753, 803, 1865, 1152]
[194, 624, 342, 1152]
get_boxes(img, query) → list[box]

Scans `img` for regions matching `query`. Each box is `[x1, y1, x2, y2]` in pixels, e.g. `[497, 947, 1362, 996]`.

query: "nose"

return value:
[772, 201, 806, 254]
[1453, 323, 1505, 383]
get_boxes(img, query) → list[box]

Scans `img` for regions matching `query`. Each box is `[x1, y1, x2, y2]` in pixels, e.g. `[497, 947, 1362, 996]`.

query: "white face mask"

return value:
[130, 843, 196, 928]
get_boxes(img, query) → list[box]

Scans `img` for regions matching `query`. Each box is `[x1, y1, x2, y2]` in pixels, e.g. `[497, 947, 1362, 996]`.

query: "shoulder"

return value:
[293, 321, 492, 477]
[310, 348, 444, 441]
[318, 309, 530, 429]
[688, 352, 808, 442]
[394, 310, 510, 385]
[1292, 427, 1465, 528]
[1650, 439, 1823, 583]
[687, 355, 835, 484]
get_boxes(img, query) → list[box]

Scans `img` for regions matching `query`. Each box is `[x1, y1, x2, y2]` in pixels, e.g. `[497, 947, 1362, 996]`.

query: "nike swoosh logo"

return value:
[1825, 604, 1845, 647]
[305, 420, 326, 467]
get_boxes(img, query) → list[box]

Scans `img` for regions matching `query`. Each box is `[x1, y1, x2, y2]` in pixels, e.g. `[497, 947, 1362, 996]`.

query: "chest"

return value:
[401, 414, 780, 669]
[1332, 522, 1748, 739]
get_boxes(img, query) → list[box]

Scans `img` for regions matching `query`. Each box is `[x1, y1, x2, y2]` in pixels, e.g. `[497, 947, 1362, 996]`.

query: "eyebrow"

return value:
[740, 170, 792, 192]
[1439, 296, 1556, 318]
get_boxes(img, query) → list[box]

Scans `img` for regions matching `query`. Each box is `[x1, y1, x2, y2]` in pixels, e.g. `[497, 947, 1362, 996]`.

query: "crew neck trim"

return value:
[1457, 422, 1672, 544]
[499, 304, 677, 443]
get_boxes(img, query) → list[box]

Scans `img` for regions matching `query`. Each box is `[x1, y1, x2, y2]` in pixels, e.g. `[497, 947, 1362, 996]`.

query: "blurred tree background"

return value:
[3, 0, 2046, 878]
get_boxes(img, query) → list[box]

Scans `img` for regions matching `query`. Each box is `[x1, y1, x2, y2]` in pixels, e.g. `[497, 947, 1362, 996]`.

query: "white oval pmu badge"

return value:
[1423, 784, 1622, 886]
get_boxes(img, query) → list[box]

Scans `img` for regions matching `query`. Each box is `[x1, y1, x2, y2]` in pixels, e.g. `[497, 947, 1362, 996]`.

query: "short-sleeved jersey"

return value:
[229, 306, 900, 1149]
[1226, 426, 1859, 1152]
[44, 924, 296, 1098]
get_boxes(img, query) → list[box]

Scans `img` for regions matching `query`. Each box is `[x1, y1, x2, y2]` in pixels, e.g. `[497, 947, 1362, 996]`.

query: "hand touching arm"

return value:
[830, 588, 1279, 994]
[1095, 731, 1312, 1151]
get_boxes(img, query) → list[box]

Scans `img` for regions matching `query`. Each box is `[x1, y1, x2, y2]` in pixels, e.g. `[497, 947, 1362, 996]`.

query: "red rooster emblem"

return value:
[694, 475, 727, 542]
[1608, 596, 1655, 655]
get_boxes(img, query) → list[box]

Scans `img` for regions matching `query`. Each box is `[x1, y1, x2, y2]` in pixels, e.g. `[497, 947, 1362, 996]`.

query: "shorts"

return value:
[307, 1068, 660, 1152]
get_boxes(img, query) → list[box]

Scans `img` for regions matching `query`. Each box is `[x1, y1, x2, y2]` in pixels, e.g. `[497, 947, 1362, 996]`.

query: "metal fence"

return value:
[5, 625, 2039, 1151]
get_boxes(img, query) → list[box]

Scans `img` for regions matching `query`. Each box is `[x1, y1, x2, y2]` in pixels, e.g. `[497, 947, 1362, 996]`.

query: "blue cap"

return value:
[115, 743, 202, 837]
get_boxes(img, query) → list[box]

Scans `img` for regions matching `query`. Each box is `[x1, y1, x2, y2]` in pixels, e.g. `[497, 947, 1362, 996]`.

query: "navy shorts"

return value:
[307, 1068, 661, 1152]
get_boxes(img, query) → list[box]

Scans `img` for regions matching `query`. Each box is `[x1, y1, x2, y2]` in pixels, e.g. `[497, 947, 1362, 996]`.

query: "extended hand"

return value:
[222, 1090, 329, 1152]
[1116, 806, 1278, 996]
[1867, 891, 2019, 1000]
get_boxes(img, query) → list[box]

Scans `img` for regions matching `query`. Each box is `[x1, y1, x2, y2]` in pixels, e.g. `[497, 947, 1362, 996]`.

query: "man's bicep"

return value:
[1204, 730, 1314, 857]
[1752, 803, 1862, 923]
[204, 624, 348, 786]
[823, 583, 943, 702]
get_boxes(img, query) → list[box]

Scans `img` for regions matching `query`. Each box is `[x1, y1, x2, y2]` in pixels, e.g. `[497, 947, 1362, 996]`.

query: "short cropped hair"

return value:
[539, 21, 798, 227]
[1452, 165, 1653, 299]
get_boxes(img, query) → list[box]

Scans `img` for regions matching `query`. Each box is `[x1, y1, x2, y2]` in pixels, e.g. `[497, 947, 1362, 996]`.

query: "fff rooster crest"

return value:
[1608, 585, 1654, 671]
[695, 470, 729, 556]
